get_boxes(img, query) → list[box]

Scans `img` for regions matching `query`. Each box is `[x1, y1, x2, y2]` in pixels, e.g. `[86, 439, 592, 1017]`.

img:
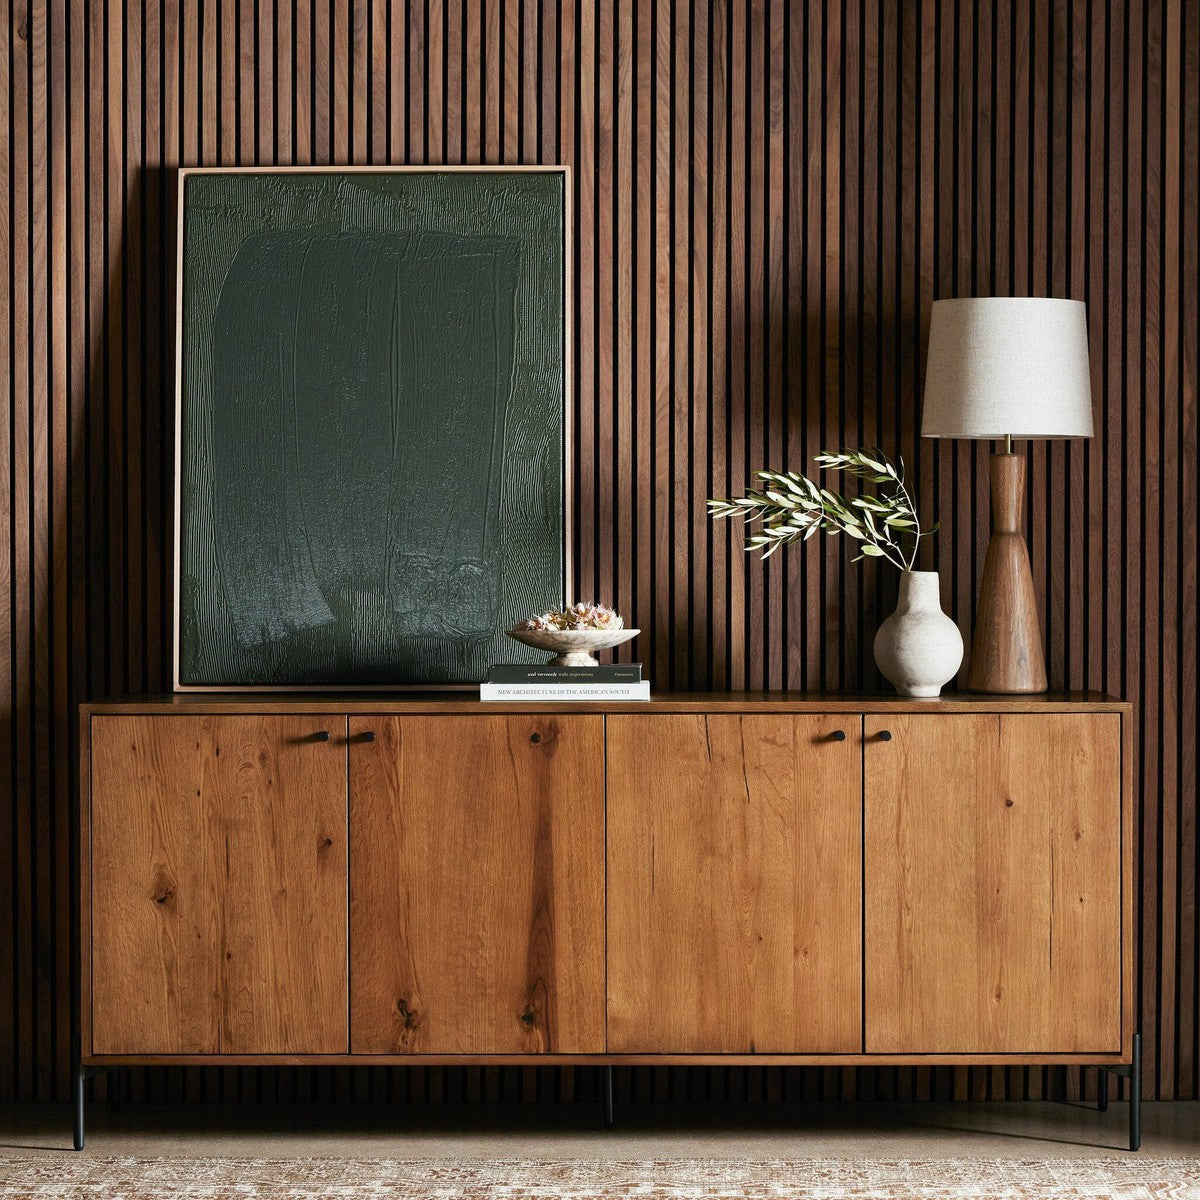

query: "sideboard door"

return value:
[606, 713, 863, 1053]
[864, 713, 1122, 1054]
[349, 715, 606, 1054]
[89, 714, 349, 1055]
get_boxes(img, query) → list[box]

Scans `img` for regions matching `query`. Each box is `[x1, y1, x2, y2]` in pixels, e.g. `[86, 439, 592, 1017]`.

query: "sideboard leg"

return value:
[1097, 1069, 1108, 1111]
[1128, 1033, 1142, 1152]
[603, 1066, 614, 1128]
[73, 1064, 85, 1152]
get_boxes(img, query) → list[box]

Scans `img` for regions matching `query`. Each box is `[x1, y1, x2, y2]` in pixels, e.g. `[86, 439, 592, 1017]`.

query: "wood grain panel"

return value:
[1, 0, 1195, 1103]
[864, 714, 1121, 1055]
[349, 715, 605, 1055]
[89, 714, 348, 1055]
[1002, 714, 1123, 1053]
[607, 714, 862, 1053]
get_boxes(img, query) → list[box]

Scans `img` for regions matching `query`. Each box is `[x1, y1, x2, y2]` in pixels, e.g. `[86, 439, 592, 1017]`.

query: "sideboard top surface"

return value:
[81, 691, 1130, 716]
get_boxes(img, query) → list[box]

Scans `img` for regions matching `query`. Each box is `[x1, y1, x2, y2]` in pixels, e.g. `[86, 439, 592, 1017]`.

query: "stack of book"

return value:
[479, 663, 650, 701]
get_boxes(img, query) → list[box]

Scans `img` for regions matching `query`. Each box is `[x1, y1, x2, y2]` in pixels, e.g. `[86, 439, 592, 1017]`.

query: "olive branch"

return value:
[707, 447, 937, 572]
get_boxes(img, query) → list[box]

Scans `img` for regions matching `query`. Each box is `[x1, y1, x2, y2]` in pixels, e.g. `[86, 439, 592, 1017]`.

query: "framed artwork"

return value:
[173, 166, 569, 689]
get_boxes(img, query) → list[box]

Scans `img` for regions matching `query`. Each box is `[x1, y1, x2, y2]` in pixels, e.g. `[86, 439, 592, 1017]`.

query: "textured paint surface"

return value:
[179, 172, 565, 685]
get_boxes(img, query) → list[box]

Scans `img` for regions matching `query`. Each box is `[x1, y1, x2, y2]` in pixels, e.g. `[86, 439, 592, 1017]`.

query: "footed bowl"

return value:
[505, 627, 640, 668]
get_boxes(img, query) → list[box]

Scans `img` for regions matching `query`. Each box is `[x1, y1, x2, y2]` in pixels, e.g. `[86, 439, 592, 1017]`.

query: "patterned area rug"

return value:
[0, 1157, 1196, 1200]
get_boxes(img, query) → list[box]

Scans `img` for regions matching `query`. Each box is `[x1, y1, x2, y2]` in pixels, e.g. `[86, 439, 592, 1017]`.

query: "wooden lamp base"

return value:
[967, 452, 1048, 693]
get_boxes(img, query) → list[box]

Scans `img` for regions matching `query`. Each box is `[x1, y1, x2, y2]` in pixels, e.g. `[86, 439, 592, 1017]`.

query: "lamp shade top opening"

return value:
[920, 297, 1095, 439]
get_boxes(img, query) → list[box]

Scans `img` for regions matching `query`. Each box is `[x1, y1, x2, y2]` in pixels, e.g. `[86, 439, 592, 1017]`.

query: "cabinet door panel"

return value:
[90, 715, 348, 1055]
[350, 715, 605, 1054]
[607, 714, 862, 1053]
[864, 713, 1121, 1054]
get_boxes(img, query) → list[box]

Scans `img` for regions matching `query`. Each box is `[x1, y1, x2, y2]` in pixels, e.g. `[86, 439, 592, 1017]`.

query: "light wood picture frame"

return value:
[172, 166, 572, 690]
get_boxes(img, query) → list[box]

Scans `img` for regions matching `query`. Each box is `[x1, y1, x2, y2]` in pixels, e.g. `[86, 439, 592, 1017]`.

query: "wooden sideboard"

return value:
[78, 692, 1138, 1145]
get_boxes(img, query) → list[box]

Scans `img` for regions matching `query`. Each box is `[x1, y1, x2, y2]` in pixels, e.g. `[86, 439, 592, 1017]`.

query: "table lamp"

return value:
[920, 297, 1094, 693]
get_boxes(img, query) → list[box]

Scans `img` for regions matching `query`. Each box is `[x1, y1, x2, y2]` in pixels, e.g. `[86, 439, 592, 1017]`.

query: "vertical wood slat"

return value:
[650, 0, 667, 688]
[0, 0, 1196, 1105]
[0, 0, 15, 1108]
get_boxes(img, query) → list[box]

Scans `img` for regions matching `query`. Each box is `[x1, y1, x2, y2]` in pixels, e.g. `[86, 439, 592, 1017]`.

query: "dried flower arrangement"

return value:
[519, 602, 624, 633]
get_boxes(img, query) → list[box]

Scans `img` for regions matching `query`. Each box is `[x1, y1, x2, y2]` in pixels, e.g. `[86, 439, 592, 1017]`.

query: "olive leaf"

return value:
[708, 447, 936, 571]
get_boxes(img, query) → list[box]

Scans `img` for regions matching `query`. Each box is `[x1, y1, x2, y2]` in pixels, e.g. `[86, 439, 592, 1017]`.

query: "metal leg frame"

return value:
[1096, 1033, 1141, 1151]
[73, 1064, 118, 1151]
[594, 1044, 1140, 1146]
[71, 1042, 1140, 1149]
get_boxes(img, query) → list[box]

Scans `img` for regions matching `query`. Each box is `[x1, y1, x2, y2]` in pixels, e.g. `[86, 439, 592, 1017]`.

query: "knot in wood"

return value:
[150, 868, 176, 906]
[396, 999, 421, 1030]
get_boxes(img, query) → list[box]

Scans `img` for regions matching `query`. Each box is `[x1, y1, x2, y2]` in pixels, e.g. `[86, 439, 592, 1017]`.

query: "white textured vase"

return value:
[873, 570, 964, 698]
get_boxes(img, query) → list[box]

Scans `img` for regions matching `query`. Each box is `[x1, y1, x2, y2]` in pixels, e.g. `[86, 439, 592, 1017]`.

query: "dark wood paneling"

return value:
[1, 0, 1196, 1104]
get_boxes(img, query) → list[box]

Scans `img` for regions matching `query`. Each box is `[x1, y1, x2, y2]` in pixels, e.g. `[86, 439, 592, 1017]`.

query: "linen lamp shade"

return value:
[920, 296, 1094, 693]
[921, 297, 1094, 440]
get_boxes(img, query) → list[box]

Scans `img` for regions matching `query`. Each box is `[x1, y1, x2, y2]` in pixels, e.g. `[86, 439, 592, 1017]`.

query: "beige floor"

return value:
[0, 1101, 1195, 1160]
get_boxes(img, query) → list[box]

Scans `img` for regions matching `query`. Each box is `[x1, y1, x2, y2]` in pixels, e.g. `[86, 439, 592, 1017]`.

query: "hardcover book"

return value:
[486, 663, 643, 684]
[479, 681, 651, 702]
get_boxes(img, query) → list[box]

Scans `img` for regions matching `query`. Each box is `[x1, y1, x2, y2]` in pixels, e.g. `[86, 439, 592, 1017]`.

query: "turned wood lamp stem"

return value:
[966, 445, 1047, 693]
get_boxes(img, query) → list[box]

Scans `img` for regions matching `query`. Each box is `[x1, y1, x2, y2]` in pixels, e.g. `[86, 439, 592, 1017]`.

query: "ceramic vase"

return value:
[873, 570, 963, 698]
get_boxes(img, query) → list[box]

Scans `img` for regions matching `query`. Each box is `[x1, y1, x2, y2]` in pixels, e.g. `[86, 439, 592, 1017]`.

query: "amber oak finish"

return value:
[348, 715, 606, 1055]
[82, 692, 1129, 716]
[606, 714, 863, 1054]
[80, 696, 1129, 1081]
[89, 715, 348, 1055]
[864, 713, 1121, 1054]
[967, 455, 1049, 694]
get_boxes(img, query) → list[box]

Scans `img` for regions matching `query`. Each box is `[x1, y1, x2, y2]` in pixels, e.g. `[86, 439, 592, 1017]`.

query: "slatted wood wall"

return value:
[1, 0, 1196, 1106]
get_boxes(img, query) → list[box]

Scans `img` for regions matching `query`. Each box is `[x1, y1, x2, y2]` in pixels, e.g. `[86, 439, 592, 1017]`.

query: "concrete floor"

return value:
[0, 1102, 1195, 1159]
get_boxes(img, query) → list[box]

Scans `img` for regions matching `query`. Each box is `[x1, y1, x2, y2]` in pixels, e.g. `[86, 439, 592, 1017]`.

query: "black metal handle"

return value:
[357, 730, 376, 743]
[829, 730, 847, 742]
[312, 730, 331, 742]
[877, 729, 892, 741]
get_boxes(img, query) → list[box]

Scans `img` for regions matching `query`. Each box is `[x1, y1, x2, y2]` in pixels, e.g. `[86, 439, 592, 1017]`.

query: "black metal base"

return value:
[72, 1063, 84, 1151]
[1096, 1033, 1142, 1151]
[72, 1045, 1142, 1150]
[73, 1063, 121, 1151]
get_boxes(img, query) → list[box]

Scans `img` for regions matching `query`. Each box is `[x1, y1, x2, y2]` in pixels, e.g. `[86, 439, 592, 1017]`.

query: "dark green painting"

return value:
[176, 169, 566, 687]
